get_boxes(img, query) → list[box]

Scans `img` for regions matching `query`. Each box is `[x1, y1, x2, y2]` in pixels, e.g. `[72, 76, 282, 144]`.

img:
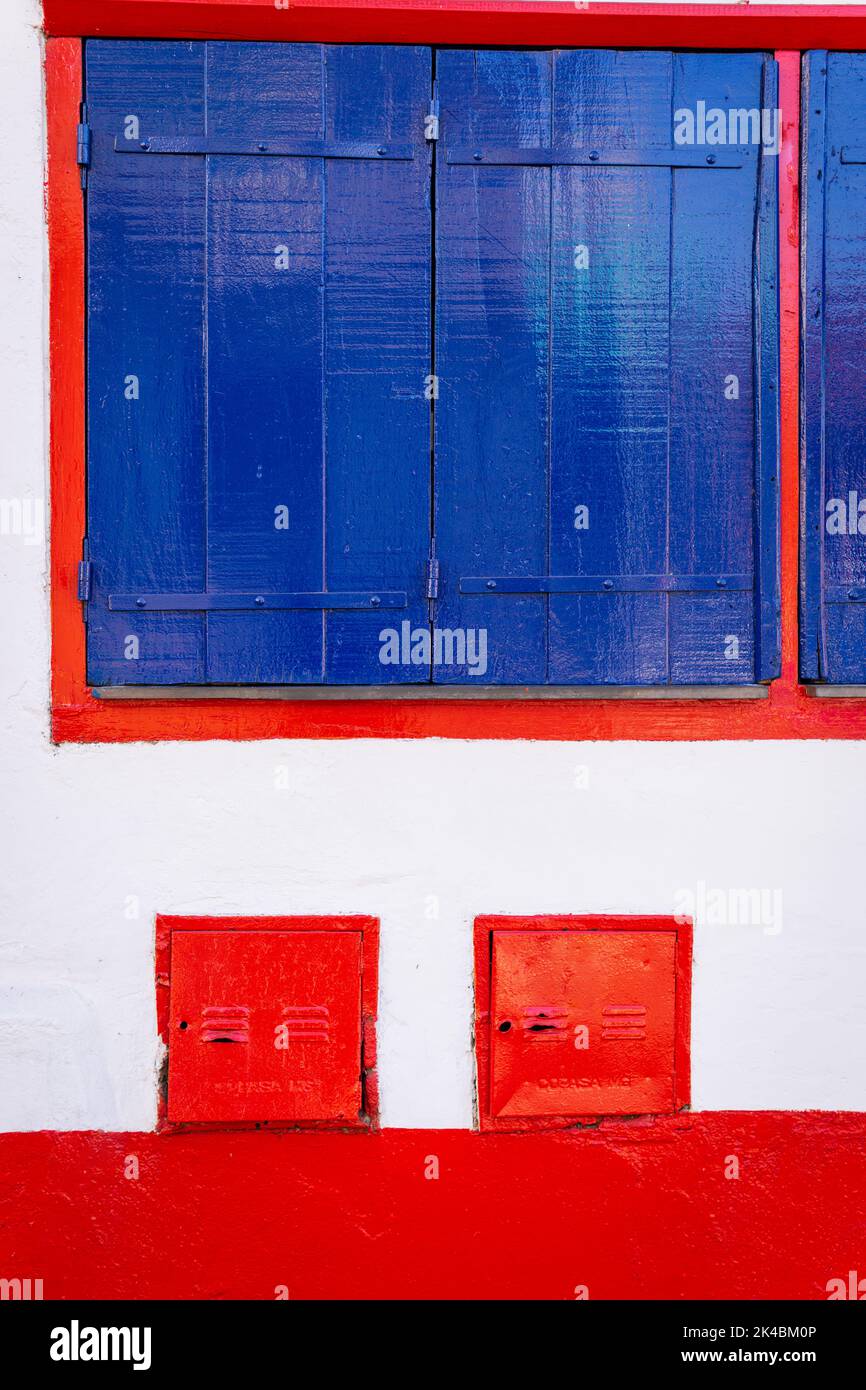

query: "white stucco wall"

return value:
[1, 0, 865, 1131]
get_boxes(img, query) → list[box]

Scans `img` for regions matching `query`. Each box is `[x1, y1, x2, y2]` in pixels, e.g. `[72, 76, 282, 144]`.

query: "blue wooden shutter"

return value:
[801, 52, 866, 683]
[434, 49, 780, 685]
[85, 41, 432, 685]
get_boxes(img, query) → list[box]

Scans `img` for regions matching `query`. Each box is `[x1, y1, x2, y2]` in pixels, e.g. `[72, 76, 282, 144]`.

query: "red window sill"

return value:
[50, 684, 866, 743]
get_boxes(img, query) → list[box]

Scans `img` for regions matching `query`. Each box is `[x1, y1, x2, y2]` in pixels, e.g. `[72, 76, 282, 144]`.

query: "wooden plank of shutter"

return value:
[805, 52, 866, 682]
[86, 40, 207, 685]
[434, 48, 551, 684]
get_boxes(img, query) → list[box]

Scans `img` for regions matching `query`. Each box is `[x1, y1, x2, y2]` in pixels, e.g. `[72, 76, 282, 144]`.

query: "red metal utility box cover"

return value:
[166, 927, 365, 1125]
[476, 916, 691, 1128]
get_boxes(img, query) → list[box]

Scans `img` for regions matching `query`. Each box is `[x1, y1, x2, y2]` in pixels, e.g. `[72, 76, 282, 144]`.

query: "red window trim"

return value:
[155, 914, 380, 1131]
[44, 10, 866, 742]
[41, 1, 866, 50]
[473, 914, 692, 1133]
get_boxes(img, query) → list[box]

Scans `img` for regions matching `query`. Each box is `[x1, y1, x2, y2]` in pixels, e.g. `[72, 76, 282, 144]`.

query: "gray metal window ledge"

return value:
[92, 685, 770, 701]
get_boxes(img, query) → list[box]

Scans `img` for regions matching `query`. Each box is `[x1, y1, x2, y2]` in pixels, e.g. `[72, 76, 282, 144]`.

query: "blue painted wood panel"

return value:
[801, 52, 866, 683]
[433, 50, 551, 684]
[204, 43, 325, 682]
[86, 42, 208, 683]
[86, 42, 779, 688]
[435, 48, 779, 685]
[321, 45, 433, 683]
[548, 49, 671, 683]
[85, 40, 431, 685]
[667, 51, 768, 684]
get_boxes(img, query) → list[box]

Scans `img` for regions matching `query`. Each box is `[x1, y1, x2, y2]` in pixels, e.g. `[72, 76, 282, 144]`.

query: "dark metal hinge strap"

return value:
[447, 145, 747, 169]
[460, 574, 752, 596]
[78, 540, 93, 605]
[114, 136, 413, 161]
[108, 591, 407, 612]
[77, 106, 91, 188]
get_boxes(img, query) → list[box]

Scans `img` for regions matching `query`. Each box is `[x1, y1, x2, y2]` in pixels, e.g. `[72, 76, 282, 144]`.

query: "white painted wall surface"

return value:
[1, 0, 866, 1131]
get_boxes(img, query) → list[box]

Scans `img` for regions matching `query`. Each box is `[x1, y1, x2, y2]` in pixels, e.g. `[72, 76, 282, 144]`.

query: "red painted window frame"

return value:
[45, 3, 866, 741]
[155, 914, 380, 1131]
[473, 914, 692, 1133]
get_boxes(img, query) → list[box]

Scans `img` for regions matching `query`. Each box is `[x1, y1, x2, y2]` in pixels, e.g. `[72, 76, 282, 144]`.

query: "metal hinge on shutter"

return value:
[76, 104, 92, 188]
[425, 85, 439, 142]
[426, 541, 440, 600]
[77, 539, 93, 618]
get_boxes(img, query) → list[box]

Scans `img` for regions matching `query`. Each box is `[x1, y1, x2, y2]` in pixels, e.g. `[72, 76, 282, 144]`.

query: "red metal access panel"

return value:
[474, 915, 692, 1132]
[157, 915, 379, 1130]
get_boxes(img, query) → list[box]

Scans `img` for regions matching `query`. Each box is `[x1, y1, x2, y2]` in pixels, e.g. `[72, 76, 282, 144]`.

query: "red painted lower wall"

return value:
[1, 1116, 864, 1299]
